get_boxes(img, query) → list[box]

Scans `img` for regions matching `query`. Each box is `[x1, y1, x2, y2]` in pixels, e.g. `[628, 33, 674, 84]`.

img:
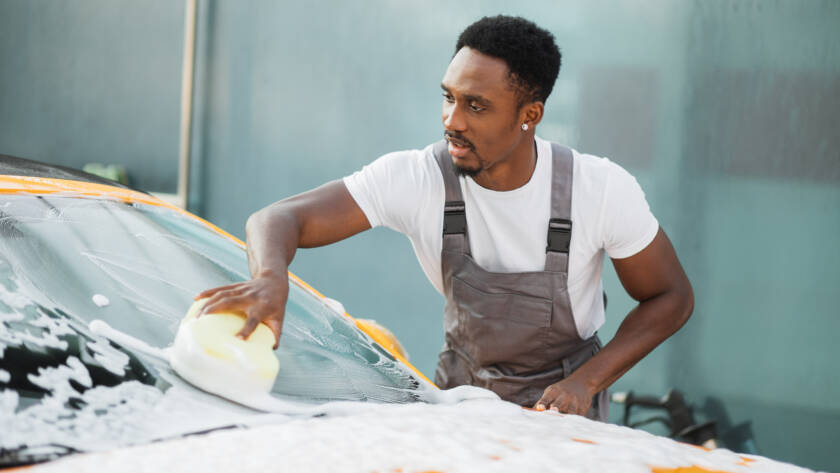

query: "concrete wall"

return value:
[0, 0, 184, 192]
[1, 1, 838, 470]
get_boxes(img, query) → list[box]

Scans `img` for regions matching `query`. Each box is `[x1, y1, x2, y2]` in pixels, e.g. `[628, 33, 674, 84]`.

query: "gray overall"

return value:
[432, 140, 609, 422]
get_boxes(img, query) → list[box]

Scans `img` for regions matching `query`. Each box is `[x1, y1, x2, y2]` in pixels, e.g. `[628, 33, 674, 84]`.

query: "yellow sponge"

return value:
[170, 298, 280, 402]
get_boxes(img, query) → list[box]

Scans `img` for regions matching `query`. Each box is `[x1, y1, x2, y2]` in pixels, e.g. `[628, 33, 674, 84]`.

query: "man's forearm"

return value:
[245, 204, 301, 279]
[243, 180, 373, 279]
[571, 287, 693, 395]
[196, 181, 370, 342]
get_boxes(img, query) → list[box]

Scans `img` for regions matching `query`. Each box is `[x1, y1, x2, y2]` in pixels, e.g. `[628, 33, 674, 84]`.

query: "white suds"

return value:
[27, 356, 92, 392]
[88, 319, 168, 361]
[0, 288, 72, 356]
[27, 399, 818, 473]
[87, 338, 130, 376]
[322, 297, 346, 316]
[92, 294, 110, 307]
[0, 388, 19, 412]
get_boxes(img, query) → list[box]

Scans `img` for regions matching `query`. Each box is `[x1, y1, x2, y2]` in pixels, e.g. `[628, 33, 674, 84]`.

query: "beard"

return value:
[453, 160, 482, 177]
[445, 131, 482, 177]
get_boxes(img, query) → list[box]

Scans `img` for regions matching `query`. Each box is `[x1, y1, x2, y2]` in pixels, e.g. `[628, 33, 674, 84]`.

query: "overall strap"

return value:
[432, 140, 470, 255]
[545, 143, 574, 272]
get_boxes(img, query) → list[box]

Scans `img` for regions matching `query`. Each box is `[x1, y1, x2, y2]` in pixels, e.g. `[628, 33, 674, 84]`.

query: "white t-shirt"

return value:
[343, 136, 659, 339]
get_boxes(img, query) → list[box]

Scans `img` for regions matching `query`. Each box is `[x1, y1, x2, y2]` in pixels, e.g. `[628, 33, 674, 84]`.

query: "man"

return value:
[196, 15, 693, 422]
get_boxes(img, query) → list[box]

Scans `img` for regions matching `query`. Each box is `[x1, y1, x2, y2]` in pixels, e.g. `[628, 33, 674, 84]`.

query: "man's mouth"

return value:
[444, 133, 473, 159]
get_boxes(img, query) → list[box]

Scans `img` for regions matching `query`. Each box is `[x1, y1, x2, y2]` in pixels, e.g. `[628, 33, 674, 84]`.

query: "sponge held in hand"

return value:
[169, 298, 280, 404]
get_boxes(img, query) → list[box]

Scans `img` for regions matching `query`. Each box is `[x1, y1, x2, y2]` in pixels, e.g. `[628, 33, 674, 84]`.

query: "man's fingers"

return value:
[535, 380, 593, 416]
[194, 282, 245, 301]
[548, 392, 569, 413]
[535, 389, 573, 414]
[263, 318, 283, 349]
[549, 397, 571, 413]
[200, 292, 250, 318]
[194, 275, 289, 350]
[534, 389, 556, 411]
[198, 293, 281, 346]
[235, 309, 283, 348]
[236, 314, 262, 341]
[551, 396, 588, 416]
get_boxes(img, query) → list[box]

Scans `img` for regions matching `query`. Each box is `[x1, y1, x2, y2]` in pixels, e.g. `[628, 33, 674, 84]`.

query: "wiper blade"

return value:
[0, 425, 243, 468]
[0, 443, 79, 468]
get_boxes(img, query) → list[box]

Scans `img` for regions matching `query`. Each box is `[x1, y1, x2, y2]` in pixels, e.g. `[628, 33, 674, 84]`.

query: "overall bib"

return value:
[432, 140, 609, 421]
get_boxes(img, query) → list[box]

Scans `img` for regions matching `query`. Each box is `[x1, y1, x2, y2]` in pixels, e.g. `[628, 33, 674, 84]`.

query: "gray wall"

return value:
[0, 0, 184, 192]
[1, 1, 839, 471]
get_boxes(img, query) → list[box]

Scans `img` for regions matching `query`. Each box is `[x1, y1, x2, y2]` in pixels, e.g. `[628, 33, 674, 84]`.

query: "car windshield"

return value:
[0, 194, 428, 466]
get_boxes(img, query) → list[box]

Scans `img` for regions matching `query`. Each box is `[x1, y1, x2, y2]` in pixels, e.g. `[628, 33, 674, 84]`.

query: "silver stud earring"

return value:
[521, 123, 529, 131]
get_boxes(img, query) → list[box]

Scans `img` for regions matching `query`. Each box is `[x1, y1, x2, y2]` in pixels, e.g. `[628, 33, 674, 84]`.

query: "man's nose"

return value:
[442, 102, 467, 132]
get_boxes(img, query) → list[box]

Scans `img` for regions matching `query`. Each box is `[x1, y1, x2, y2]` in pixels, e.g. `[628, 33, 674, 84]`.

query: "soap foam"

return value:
[26, 398, 820, 473]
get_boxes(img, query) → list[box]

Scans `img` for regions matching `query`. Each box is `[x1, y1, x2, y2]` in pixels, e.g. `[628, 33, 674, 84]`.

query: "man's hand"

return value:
[534, 377, 594, 415]
[194, 269, 288, 348]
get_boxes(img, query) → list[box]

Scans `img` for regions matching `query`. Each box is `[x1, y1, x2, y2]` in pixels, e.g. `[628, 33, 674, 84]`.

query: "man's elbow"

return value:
[671, 278, 694, 331]
[245, 209, 269, 239]
[246, 202, 296, 236]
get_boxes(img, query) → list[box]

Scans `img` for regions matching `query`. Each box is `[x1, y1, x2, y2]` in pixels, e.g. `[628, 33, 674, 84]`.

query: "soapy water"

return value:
[27, 399, 820, 473]
[0, 195, 436, 465]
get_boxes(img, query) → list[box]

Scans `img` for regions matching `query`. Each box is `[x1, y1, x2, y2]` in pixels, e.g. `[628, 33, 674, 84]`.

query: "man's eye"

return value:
[469, 103, 485, 112]
[442, 93, 455, 103]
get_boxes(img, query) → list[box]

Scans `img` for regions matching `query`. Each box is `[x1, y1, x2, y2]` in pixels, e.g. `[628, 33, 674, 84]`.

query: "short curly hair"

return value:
[455, 15, 562, 106]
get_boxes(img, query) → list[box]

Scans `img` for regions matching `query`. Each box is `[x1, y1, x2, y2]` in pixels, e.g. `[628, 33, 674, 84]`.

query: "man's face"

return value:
[441, 47, 525, 177]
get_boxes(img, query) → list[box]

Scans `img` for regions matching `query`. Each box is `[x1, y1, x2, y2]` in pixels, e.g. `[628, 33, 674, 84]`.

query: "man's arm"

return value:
[535, 227, 694, 414]
[194, 180, 371, 346]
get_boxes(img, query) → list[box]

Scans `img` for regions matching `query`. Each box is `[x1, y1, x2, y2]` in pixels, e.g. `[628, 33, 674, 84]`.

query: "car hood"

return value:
[20, 398, 820, 473]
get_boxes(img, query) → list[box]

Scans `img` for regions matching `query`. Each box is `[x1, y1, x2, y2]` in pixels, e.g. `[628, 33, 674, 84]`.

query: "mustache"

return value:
[443, 131, 474, 150]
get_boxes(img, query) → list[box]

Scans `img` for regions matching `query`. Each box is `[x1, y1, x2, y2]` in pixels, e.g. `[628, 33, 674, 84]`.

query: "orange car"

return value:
[0, 155, 818, 473]
[0, 155, 435, 464]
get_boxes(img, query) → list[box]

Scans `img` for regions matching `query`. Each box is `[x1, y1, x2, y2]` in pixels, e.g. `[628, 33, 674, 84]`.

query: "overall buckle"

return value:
[443, 201, 466, 235]
[546, 218, 572, 253]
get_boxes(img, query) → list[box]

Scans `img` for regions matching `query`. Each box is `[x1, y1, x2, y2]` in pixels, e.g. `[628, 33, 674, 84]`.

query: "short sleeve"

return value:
[600, 162, 659, 259]
[342, 149, 434, 236]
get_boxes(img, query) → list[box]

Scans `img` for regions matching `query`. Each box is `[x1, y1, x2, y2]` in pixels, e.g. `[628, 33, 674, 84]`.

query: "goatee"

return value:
[453, 162, 481, 178]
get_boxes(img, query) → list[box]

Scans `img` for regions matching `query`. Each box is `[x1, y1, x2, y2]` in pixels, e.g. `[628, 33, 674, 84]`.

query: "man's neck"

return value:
[472, 136, 538, 191]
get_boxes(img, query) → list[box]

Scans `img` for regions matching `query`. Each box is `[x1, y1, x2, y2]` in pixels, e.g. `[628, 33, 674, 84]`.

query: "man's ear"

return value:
[521, 101, 545, 128]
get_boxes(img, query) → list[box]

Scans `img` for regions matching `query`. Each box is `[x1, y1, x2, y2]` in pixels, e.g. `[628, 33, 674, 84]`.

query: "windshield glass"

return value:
[0, 194, 428, 465]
